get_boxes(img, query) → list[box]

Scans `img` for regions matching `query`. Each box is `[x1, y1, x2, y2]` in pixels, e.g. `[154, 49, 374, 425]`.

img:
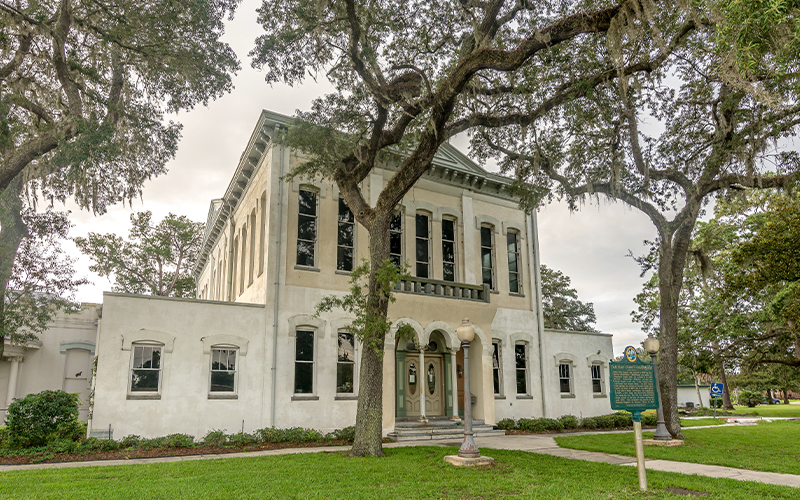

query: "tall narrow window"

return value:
[210, 348, 237, 393]
[130, 345, 162, 393]
[480, 226, 495, 290]
[389, 212, 403, 268]
[337, 198, 355, 272]
[415, 213, 430, 278]
[294, 330, 315, 394]
[259, 193, 266, 275]
[442, 218, 456, 282]
[515, 344, 528, 394]
[337, 332, 355, 393]
[492, 341, 502, 395]
[297, 190, 317, 267]
[507, 231, 521, 293]
[232, 236, 239, 297]
[591, 364, 603, 393]
[559, 363, 572, 394]
[239, 226, 247, 292]
[248, 210, 256, 285]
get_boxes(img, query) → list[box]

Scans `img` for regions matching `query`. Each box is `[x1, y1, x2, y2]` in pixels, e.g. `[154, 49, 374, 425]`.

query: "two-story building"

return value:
[89, 110, 613, 439]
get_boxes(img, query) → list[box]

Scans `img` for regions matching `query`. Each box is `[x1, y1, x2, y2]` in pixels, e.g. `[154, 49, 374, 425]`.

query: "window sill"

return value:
[560, 394, 576, 399]
[494, 395, 506, 400]
[208, 393, 238, 400]
[127, 394, 161, 400]
[593, 394, 608, 399]
[291, 395, 319, 401]
[334, 395, 359, 401]
[516, 395, 533, 400]
[335, 270, 353, 276]
[509, 292, 525, 298]
[294, 265, 320, 273]
[490, 290, 499, 294]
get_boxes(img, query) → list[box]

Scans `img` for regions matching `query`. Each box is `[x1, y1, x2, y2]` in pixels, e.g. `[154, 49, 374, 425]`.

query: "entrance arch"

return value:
[395, 330, 453, 419]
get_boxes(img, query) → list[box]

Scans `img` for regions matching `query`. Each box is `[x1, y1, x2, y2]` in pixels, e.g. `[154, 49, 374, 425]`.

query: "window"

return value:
[294, 330, 315, 394]
[492, 341, 502, 395]
[248, 209, 256, 285]
[415, 213, 430, 278]
[389, 212, 403, 268]
[515, 344, 528, 394]
[337, 332, 355, 393]
[239, 226, 247, 292]
[259, 192, 266, 275]
[507, 231, 521, 293]
[591, 364, 603, 393]
[337, 198, 355, 272]
[210, 348, 237, 393]
[130, 345, 162, 393]
[297, 190, 317, 267]
[442, 218, 456, 282]
[480, 226, 495, 290]
[232, 236, 239, 296]
[559, 363, 572, 394]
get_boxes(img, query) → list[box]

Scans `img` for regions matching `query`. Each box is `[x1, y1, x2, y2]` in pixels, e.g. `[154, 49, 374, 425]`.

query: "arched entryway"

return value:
[395, 330, 454, 420]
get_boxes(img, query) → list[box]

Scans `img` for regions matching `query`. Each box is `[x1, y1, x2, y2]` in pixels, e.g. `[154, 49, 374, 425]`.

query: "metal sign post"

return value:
[609, 346, 660, 491]
[710, 383, 724, 418]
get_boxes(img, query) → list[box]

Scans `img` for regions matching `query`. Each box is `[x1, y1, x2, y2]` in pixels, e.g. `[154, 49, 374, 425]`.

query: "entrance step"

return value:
[387, 422, 506, 442]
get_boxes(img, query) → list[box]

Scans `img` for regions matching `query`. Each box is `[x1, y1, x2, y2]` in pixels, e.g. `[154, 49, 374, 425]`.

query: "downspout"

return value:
[270, 136, 286, 427]
[530, 212, 548, 418]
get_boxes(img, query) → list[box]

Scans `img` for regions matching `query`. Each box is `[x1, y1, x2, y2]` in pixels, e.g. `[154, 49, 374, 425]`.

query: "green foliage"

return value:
[559, 415, 580, 430]
[75, 211, 204, 297]
[5, 390, 82, 448]
[738, 390, 762, 407]
[327, 426, 356, 442]
[316, 260, 414, 355]
[540, 265, 598, 332]
[496, 418, 516, 430]
[202, 430, 228, 447]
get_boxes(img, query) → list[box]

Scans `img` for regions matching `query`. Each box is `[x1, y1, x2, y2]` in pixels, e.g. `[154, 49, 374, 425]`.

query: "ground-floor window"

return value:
[559, 363, 572, 394]
[515, 343, 528, 394]
[210, 348, 237, 393]
[337, 332, 355, 394]
[591, 363, 603, 394]
[295, 330, 315, 394]
[130, 344, 162, 393]
[492, 341, 502, 395]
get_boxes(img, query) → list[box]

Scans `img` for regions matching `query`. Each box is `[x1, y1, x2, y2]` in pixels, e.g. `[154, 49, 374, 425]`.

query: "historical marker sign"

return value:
[609, 346, 659, 415]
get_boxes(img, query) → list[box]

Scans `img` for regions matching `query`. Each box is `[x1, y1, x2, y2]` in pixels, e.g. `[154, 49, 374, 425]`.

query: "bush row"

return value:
[496, 412, 657, 432]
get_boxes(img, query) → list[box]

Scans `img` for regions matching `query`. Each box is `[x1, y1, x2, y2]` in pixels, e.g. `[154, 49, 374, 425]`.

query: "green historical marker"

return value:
[609, 346, 659, 491]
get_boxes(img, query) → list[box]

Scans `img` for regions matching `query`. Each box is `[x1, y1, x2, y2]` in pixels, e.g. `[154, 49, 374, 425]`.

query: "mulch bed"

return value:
[0, 440, 353, 466]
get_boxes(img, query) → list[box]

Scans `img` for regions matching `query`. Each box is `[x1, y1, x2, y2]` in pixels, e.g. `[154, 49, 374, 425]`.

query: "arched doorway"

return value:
[395, 330, 453, 419]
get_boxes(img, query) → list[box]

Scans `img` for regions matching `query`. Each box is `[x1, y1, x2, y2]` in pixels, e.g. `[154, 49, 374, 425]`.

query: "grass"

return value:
[556, 420, 800, 475]
[729, 404, 800, 418]
[0, 446, 798, 499]
[678, 418, 725, 427]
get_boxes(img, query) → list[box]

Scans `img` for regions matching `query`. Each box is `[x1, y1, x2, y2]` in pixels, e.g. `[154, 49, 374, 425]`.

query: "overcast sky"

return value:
[60, 0, 658, 355]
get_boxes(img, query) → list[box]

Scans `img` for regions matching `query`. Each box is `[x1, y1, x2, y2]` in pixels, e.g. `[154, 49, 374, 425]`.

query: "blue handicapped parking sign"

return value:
[710, 383, 723, 398]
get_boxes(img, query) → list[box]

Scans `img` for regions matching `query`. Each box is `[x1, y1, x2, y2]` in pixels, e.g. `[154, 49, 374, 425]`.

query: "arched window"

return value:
[480, 224, 495, 290]
[296, 189, 318, 268]
[415, 212, 431, 278]
[441, 217, 457, 282]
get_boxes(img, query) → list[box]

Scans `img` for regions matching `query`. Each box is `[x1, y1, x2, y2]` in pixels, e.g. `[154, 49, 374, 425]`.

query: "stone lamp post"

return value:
[444, 318, 494, 467]
[643, 333, 672, 440]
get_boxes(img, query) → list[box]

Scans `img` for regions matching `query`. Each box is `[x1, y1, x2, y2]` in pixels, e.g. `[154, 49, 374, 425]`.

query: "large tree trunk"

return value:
[657, 247, 685, 439]
[711, 341, 734, 410]
[350, 213, 392, 457]
[0, 176, 27, 359]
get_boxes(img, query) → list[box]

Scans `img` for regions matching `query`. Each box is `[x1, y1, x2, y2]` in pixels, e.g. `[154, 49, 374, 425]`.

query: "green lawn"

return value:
[556, 421, 800, 475]
[729, 404, 800, 418]
[0, 446, 797, 499]
[679, 418, 726, 427]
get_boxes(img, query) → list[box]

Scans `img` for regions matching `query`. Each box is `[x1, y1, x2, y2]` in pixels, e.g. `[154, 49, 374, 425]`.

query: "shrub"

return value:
[541, 418, 564, 432]
[162, 434, 195, 448]
[497, 419, 516, 430]
[6, 390, 82, 447]
[558, 415, 579, 430]
[642, 413, 657, 426]
[203, 430, 228, 447]
[119, 435, 143, 448]
[0, 427, 9, 449]
[516, 418, 537, 431]
[227, 432, 256, 447]
[327, 426, 355, 442]
[580, 413, 632, 430]
[84, 437, 121, 452]
[738, 390, 761, 407]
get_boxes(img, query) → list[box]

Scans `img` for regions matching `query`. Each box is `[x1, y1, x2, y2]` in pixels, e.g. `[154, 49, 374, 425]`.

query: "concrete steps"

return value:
[387, 420, 506, 442]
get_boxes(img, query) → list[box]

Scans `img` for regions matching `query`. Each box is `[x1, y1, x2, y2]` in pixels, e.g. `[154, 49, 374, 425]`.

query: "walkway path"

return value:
[1, 433, 799, 489]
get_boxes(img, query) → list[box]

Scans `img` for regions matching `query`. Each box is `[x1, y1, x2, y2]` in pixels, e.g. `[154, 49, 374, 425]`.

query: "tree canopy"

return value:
[540, 264, 598, 332]
[75, 211, 204, 298]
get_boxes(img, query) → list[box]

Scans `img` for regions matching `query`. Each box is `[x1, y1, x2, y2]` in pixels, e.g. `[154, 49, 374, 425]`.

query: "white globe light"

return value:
[456, 318, 475, 343]
[643, 334, 660, 355]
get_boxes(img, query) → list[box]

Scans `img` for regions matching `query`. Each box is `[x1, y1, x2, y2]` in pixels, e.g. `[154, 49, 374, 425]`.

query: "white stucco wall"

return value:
[678, 385, 709, 408]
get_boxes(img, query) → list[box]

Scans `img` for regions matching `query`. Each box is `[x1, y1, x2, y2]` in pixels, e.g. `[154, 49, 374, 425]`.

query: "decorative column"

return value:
[450, 350, 460, 421]
[419, 347, 427, 422]
[5, 356, 23, 406]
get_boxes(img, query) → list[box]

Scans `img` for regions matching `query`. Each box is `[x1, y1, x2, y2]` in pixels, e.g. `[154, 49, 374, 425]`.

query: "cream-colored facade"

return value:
[89, 110, 613, 439]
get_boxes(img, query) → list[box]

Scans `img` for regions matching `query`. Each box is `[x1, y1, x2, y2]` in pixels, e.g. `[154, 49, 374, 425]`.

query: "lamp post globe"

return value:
[456, 318, 475, 343]
[643, 334, 660, 355]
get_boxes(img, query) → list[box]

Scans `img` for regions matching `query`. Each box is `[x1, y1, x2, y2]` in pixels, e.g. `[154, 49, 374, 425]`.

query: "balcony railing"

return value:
[393, 277, 490, 303]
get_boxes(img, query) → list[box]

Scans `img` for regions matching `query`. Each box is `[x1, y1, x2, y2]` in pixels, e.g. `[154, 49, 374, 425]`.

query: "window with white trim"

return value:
[442, 218, 457, 282]
[294, 330, 315, 394]
[415, 213, 431, 278]
[389, 212, 403, 268]
[591, 363, 604, 394]
[297, 189, 317, 267]
[507, 231, 521, 293]
[130, 344, 162, 393]
[210, 348, 237, 393]
[559, 363, 572, 394]
[337, 332, 355, 394]
[515, 343, 528, 394]
[480, 225, 495, 290]
[492, 341, 502, 395]
[337, 198, 355, 272]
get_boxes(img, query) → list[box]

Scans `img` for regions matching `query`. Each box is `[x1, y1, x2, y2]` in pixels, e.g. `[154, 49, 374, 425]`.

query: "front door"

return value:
[405, 355, 444, 417]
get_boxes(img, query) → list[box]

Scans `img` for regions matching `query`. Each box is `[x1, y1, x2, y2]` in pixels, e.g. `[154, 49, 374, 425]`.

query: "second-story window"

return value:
[297, 189, 317, 267]
[337, 198, 355, 272]
[442, 218, 456, 282]
[415, 213, 430, 278]
[480, 226, 495, 290]
[389, 212, 403, 268]
[507, 231, 521, 293]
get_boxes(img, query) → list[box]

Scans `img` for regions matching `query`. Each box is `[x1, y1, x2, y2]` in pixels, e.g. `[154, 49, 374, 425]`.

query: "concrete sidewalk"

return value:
[1, 433, 799, 489]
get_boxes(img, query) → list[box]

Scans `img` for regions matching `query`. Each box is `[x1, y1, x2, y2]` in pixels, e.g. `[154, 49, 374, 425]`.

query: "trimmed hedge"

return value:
[497, 412, 658, 433]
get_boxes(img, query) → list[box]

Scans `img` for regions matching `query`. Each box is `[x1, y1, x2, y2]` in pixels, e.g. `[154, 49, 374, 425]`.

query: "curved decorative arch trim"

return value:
[388, 318, 424, 347]
[60, 341, 96, 355]
[329, 317, 357, 333]
[509, 332, 535, 345]
[502, 221, 525, 237]
[122, 329, 176, 353]
[438, 206, 462, 223]
[289, 315, 327, 337]
[585, 353, 606, 366]
[475, 215, 500, 232]
[554, 351, 578, 366]
[423, 321, 459, 350]
[292, 178, 328, 198]
[201, 334, 250, 356]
